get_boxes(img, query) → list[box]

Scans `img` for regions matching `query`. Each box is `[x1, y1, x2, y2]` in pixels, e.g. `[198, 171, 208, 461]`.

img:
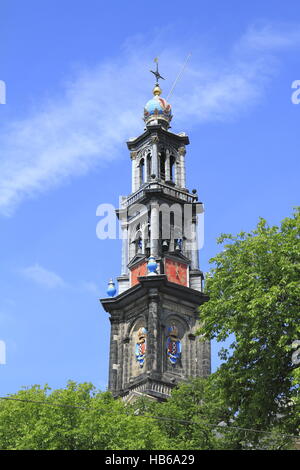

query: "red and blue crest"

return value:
[135, 341, 146, 367]
[166, 325, 181, 365]
[135, 327, 147, 368]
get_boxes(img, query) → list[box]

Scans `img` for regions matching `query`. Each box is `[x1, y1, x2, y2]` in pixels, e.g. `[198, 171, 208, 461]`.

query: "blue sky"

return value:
[0, 0, 299, 396]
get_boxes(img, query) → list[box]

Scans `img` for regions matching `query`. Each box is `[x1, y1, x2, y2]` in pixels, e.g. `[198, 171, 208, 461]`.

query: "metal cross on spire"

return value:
[150, 57, 165, 84]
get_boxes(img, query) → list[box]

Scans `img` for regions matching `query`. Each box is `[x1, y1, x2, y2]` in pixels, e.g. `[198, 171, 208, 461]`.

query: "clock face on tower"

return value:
[164, 257, 188, 287]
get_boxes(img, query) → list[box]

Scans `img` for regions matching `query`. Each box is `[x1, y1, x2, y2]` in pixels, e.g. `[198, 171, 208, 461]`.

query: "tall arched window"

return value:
[146, 153, 151, 182]
[170, 156, 175, 182]
[133, 229, 142, 255]
[139, 158, 145, 185]
[159, 151, 166, 181]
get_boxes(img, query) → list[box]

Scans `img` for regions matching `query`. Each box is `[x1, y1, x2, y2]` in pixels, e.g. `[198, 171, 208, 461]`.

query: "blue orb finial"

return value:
[107, 279, 116, 297]
[143, 81, 172, 129]
[147, 255, 157, 275]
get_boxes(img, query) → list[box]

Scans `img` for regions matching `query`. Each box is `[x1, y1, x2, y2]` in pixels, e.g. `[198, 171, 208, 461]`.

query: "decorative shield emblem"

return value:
[135, 327, 147, 368]
[166, 325, 181, 365]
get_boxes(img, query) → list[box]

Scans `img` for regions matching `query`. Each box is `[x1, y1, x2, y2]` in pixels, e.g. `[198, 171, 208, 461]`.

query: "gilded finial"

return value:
[152, 84, 162, 96]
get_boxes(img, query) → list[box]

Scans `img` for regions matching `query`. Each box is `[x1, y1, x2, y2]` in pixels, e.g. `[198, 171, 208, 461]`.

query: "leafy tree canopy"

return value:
[0, 381, 169, 450]
[197, 208, 300, 446]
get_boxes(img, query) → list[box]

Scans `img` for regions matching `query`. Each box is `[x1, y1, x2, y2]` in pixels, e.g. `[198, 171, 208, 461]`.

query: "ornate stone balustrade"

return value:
[122, 182, 197, 208]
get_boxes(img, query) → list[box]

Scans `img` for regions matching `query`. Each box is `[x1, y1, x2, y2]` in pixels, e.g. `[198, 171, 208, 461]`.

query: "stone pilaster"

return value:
[151, 135, 159, 177]
[178, 146, 186, 188]
[174, 159, 179, 186]
[191, 215, 199, 270]
[150, 200, 159, 257]
[131, 151, 138, 192]
[165, 149, 171, 181]
[147, 288, 160, 374]
[108, 319, 119, 392]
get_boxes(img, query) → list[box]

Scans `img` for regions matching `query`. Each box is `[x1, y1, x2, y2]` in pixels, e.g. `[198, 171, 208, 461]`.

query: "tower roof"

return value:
[144, 59, 172, 129]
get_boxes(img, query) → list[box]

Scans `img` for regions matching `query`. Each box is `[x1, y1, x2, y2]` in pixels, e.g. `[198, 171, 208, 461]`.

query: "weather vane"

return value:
[150, 57, 165, 84]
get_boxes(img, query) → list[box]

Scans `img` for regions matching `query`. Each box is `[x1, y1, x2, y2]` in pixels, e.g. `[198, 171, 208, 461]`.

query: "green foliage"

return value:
[137, 378, 228, 450]
[0, 381, 169, 450]
[197, 208, 300, 447]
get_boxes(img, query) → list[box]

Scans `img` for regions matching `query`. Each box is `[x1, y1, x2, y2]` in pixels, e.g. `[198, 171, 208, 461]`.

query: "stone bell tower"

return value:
[100, 63, 211, 401]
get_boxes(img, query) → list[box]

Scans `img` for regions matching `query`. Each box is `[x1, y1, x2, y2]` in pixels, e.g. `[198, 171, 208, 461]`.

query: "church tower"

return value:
[101, 63, 211, 401]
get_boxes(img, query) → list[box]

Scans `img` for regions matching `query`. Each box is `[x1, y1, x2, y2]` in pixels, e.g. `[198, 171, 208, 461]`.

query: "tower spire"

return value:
[144, 59, 172, 128]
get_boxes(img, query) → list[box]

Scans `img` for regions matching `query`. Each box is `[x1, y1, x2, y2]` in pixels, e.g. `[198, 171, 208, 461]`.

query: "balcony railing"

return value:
[121, 182, 197, 208]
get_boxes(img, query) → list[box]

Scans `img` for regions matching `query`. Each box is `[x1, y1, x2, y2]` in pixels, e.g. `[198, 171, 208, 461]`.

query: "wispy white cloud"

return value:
[19, 264, 67, 289]
[236, 22, 300, 52]
[18, 263, 99, 295]
[79, 281, 99, 295]
[0, 23, 298, 216]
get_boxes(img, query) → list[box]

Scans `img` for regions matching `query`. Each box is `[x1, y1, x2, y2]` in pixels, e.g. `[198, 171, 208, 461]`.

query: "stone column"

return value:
[178, 146, 186, 188]
[117, 322, 125, 391]
[147, 288, 160, 374]
[150, 200, 159, 257]
[131, 151, 138, 193]
[144, 154, 148, 183]
[151, 135, 159, 178]
[191, 215, 199, 270]
[165, 149, 171, 181]
[121, 224, 128, 275]
[147, 155, 151, 182]
[108, 319, 119, 392]
[175, 155, 180, 186]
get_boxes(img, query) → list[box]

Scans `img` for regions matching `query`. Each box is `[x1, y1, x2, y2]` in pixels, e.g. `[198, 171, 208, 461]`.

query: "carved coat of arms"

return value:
[135, 327, 147, 368]
[166, 325, 181, 365]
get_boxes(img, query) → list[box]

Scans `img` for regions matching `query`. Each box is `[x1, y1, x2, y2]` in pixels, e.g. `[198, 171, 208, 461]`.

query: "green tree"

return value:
[197, 208, 300, 448]
[135, 377, 229, 450]
[0, 381, 170, 450]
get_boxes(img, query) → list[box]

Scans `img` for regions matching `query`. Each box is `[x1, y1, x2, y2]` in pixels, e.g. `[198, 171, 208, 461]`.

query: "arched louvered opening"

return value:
[134, 230, 142, 255]
[170, 155, 175, 182]
[146, 153, 151, 182]
[159, 150, 166, 181]
[139, 158, 145, 186]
